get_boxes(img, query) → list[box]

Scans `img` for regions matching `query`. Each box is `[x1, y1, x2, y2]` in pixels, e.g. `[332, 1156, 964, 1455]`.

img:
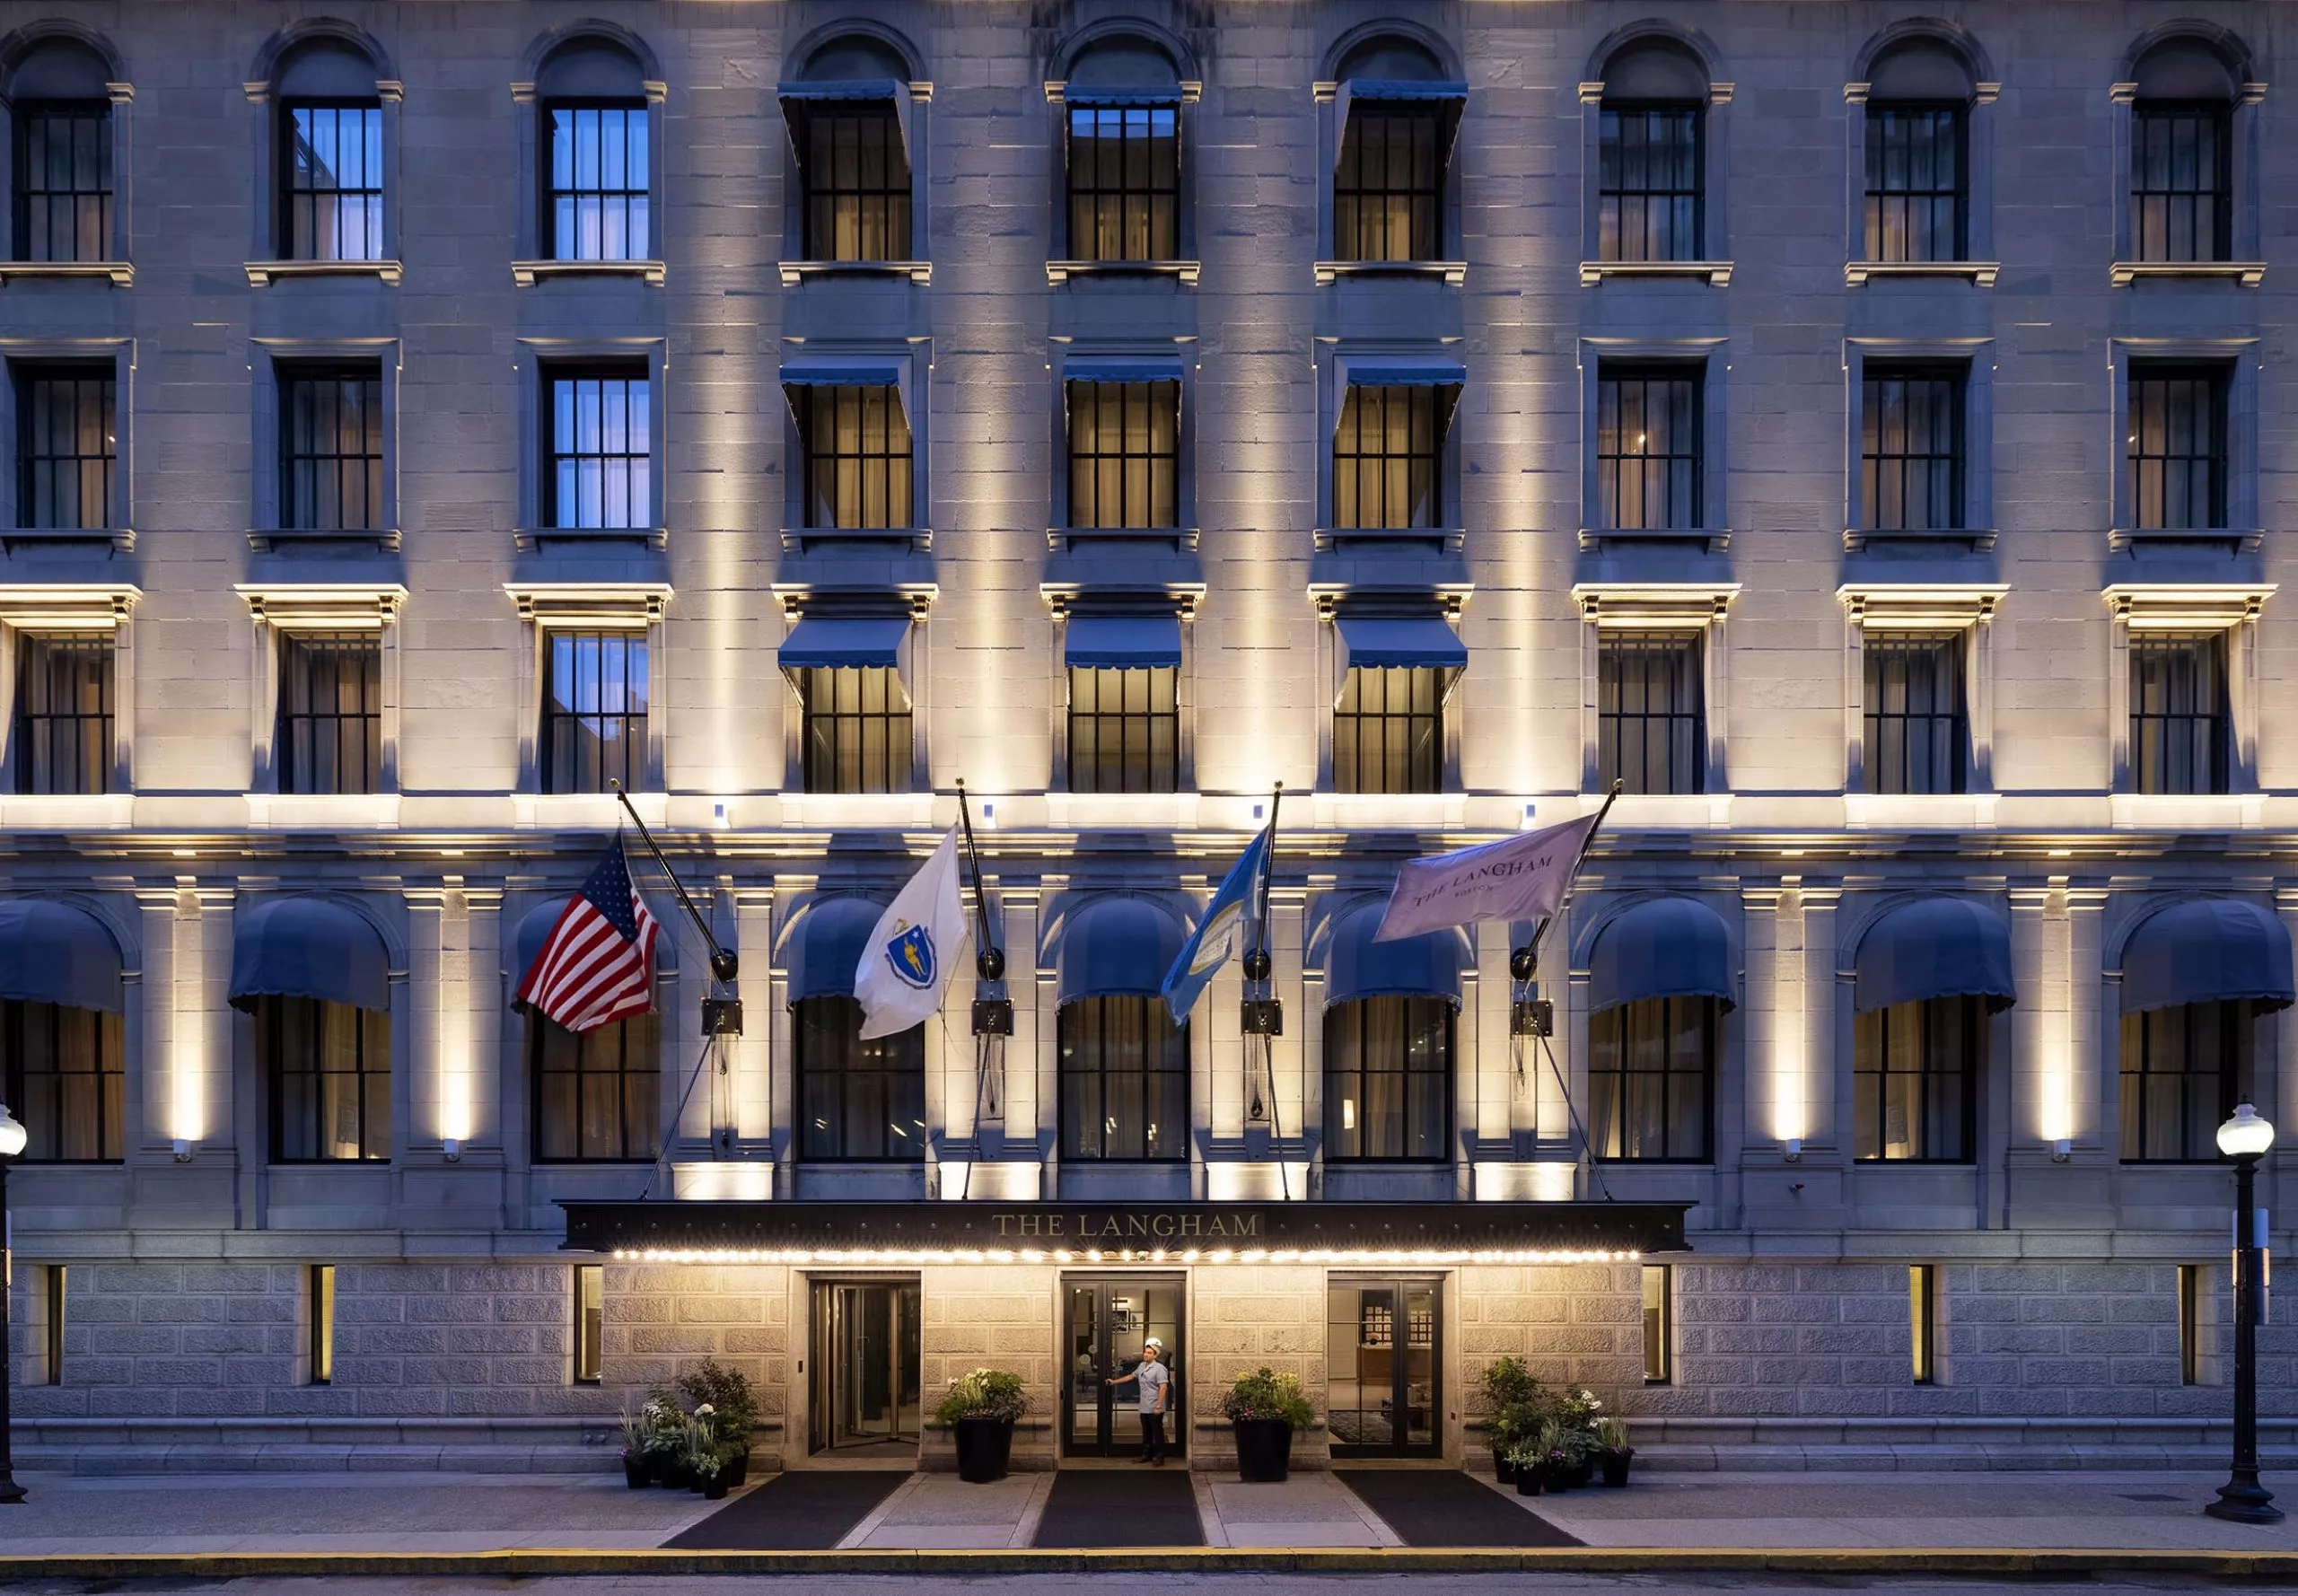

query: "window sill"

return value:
[0, 261, 132, 287]
[1843, 526, 1996, 552]
[247, 793, 401, 829]
[1313, 259, 1466, 286]
[2109, 792, 2262, 829]
[777, 259, 932, 287]
[1846, 260, 2000, 287]
[1580, 259, 1732, 287]
[513, 259, 664, 287]
[247, 259, 402, 287]
[777, 791, 934, 830]
[516, 791, 668, 829]
[249, 526, 401, 553]
[1580, 526, 1731, 553]
[1310, 792, 1469, 831]
[1048, 259, 1200, 286]
[782, 525, 930, 552]
[0, 794, 133, 829]
[1600, 793, 1733, 829]
[1844, 793, 1999, 830]
[1316, 525, 1462, 552]
[515, 525, 668, 552]
[1, 524, 134, 553]
[1049, 525, 1197, 552]
[2109, 525, 2261, 553]
[1045, 793, 1202, 830]
[2110, 260, 2264, 287]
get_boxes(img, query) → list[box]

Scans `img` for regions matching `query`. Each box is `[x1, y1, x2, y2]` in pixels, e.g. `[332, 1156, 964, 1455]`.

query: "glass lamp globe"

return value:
[0, 1104, 27, 1159]
[2217, 1102, 2276, 1160]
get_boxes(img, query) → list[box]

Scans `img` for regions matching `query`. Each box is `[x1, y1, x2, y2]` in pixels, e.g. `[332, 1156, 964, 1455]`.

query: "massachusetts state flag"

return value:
[517, 839, 661, 1032]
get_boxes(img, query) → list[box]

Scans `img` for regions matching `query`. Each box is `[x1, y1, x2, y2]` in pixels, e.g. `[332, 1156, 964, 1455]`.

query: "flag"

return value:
[1372, 811, 1601, 943]
[1160, 827, 1271, 1023]
[517, 838, 661, 1032]
[855, 829, 969, 1039]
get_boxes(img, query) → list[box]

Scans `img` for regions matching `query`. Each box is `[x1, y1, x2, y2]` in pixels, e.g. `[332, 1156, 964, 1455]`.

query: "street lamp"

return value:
[0, 1101, 27, 1504]
[2206, 1102, 2280, 1525]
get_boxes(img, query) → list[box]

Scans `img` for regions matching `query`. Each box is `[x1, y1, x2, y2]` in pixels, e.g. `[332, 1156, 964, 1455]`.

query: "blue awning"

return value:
[1344, 78, 1470, 102]
[229, 897, 390, 1013]
[2122, 899, 2295, 1015]
[780, 80, 913, 165]
[1589, 897, 1735, 1013]
[1335, 614, 1467, 672]
[786, 897, 886, 1004]
[1334, 80, 1468, 171]
[781, 357, 907, 389]
[1057, 897, 1185, 1004]
[0, 901, 123, 1015]
[1066, 354, 1185, 385]
[1064, 88, 1183, 108]
[1342, 357, 1467, 388]
[1066, 614, 1182, 670]
[1327, 907, 1462, 1007]
[1854, 897, 2015, 1014]
[780, 615, 910, 671]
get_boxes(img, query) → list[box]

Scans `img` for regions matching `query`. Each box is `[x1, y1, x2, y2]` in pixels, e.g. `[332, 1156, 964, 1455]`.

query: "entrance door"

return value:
[1062, 1276, 1185, 1459]
[1325, 1277, 1442, 1459]
[808, 1279, 922, 1455]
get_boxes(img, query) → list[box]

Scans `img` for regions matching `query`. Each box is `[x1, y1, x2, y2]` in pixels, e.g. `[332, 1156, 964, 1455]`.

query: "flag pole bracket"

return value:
[704, 998, 744, 1037]
[1241, 998, 1283, 1036]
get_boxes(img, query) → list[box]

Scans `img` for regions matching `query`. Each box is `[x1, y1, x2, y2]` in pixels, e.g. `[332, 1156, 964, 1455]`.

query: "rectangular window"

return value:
[1057, 995, 1188, 1162]
[1067, 381, 1178, 530]
[2, 998, 125, 1161]
[800, 665, 913, 795]
[546, 368, 651, 531]
[43, 1265, 65, 1385]
[1334, 106, 1442, 262]
[1864, 633, 1968, 795]
[1598, 632, 1704, 795]
[795, 995, 925, 1162]
[277, 632, 382, 795]
[541, 630, 648, 795]
[1068, 104, 1178, 260]
[1642, 1263, 1672, 1383]
[281, 102, 383, 261]
[1599, 104, 1703, 262]
[268, 996, 390, 1162]
[574, 1264, 604, 1383]
[803, 105, 911, 261]
[280, 367, 383, 531]
[1862, 367, 1963, 531]
[1855, 996, 1978, 1162]
[1864, 105, 1967, 261]
[533, 1012, 661, 1162]
[548, 103, 649, 261]
[2131, 103, 2230, 263]
[13, 103, 110, 263]
[1589, 996, 1715, 1161]
[1068, 665, 1178, 794]
[310, 1263, 336, 1384]
[1334, 665, 1443, 795]
[1334, 384, 1443, 530]
[2128, 632, 2230, 795]
[2119, 1000, 2248, 1162]
[13, 633, 112, 796]
[17, 366, 114, 530]
[2178, 1264, 2201, 1385]
[1909, 1264, 1936, 1383]
[1597, 368, 1701, 531]
[1322, 995, 1452, 1162]
[799, 384, 913, 530]
[2127, 366, 2227, 531]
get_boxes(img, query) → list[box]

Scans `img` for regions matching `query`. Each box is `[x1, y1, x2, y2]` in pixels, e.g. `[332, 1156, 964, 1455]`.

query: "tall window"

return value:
[1862, 367, 1962, 531]
[17, 366, 114, 530]
[310, 1264, 336, 1384]
[1909, 1265, 1937, 1383]
[1068, 105, 1178, 260]
[1323, 995, 1452, 1162]
[0, 998, 124, 1161]
[1599, 633, 1703, 795]
[1589, 996, 1714, 1162]
[547, 103, 649, 261]
[1333, 384, 1443, 530]
[2127, 366, 2226, 531]
[574, 1264, 605, 1383]
[532, 1010, 661, 1162]
[1864, 634, 1968, 795]
[546, 369, 650, 531]
[1067, 381, 1178, 529]
[2120, 1000, 2249, 1162]
[1334, 666, 1443, 795]
[542, 630, 648, 794]
[800, 666, 912, 794]
[1599, 103, 1702, 261]
[1641, 1264, 1673, 1383]
[1864, 105, 1966, 262]
[1597, 368, 1701, 530]
[13, 634, 111, 796]
[1334, 106, 1442, 261]
[1069, 666, 1178, 794]
[799, 385, 913, 530]
[2131, 102, 2229, 263]
[1855, 996, 1978, 1162]
[277, 633, 382, 795]
[2129, 633, 2229, 795]
[280, 368, 383, 531]
[281, 102, 382, 261]
[265, 995, 390, 1162]
[803, 105, 911, 261]
[795, 995, 924, 1161]
[13, 102, 110, 262]
[1058, 995, 1188, 1162]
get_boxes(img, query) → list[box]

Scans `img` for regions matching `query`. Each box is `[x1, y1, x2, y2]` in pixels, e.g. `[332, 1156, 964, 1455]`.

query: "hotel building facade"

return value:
[0, 0, 2290, 1472]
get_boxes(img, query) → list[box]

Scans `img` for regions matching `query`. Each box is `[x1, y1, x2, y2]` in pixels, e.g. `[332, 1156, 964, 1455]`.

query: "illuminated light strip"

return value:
[609, 1246, 1644, 1267]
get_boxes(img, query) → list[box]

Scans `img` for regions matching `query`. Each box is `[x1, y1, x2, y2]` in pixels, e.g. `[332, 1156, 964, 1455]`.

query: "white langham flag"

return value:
[1372, 812, 1601, 943]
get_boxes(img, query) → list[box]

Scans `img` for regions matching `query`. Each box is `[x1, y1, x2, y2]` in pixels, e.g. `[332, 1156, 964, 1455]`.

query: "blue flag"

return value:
[1160, 828, 1271, 1022]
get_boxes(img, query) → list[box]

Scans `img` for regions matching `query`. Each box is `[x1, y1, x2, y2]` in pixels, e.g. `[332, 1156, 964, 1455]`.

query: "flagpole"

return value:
[1508, 781, 1621, 1200]
[609, 780, 738, 985]
[1241, 785, 1288, 1201]
[1509, 780, 1620, 986]
[955, 781, 1012, 1201]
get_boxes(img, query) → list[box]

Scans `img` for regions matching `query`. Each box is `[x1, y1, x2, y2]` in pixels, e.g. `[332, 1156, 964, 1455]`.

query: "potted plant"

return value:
[682, 1416, 728, 1501]
[1595, 1416, 1635, 1486]
[1537, 1419, 1589, 1493]
[1221, 1367, 1312, 1483]
[934, 1368, 1029, 1484]
[1479, 1356, 1542, 1483]
[617, 1402, 651, 1488]
[640, 1389, 687, 1486]
[1504, 1435, 1547, 1495]
[679, 1360, 759, 1488]
[1555, 1386, 1603, 1488]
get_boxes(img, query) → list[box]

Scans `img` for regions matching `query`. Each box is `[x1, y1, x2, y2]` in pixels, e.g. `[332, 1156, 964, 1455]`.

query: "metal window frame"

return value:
[12, 629, 113, 795]
[539, 627, 650, 795]
[1333, 102, 1444, 263]
[266, 995, 390, 1164]
[1065, 102, 1180, 262]
[276, 364, 385, 532]
[42, 1263, 65, 1386]
[1860, 364, 1966, 531]
[574, 1263, 605, 1384]
[1066, 663, 1179, 794]
[541, 99, 651, 263]
[1065, 379, 1179, 531]
[310, 1263, 336, 1385]
[1861, 631, 1969, 795]
[1332, 663, 1446, 795]
[1641, 1262, 1674, 1384]
[541, 363, 652, 532]
[2178, 1263, 2202, 1385]
[799, 663, 915, 795]
[2127, 629, 2231, 795]
[794, 994, 927, 1163]
[12, 101, 112, 265]
[1597, 100, 1706, 263]
[1056, 994, 1191, 1164]
[1595, 364, 1704, 531]
[1909, 1263, 1937, 1384]
[2126, 363, 2230, 532]
[1332, 382, 1444, 531]
[1596, 630, 1706, 795]
[798, 383, 916, 531]
[14, 364, 115, 531]
[531, 1008, 662, 1165]
[0, 995, 125, 1162]
[1320, 993, 1454, 1164]
[1854, 995, 1980, 1164]
[1588, 995, 1716, 1162]
[2118, 998, 2246, 1163]
[2130, 99, 2232, 264]
[278, 99, 384, 263]
[800, 101, 913, 262]
[1862, 101, 1969, 262]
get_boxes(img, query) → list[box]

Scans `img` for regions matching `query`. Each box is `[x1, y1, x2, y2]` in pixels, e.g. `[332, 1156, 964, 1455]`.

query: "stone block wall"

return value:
[1457, 1263, 1644, 1446]
[1192, 1265, 1325, 1466]
[917, 1264, 1057, 1469]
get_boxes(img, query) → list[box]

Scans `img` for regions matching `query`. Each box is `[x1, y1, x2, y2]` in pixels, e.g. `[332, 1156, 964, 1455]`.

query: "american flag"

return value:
[516, 839, 660, 1032]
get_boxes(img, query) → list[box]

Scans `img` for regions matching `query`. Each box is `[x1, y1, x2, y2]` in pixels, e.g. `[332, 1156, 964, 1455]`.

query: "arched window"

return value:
[0, 901, 126, 1162]
[1586, 898, 1732, 1162]
[538, 36, 651, 262]
[1061, 35, 1183, 262]
[2118, 899, 2293, 1162]
[1055, 898, 1188, 1162]
[1863, 39, 1975, 263]
[230, 898, 394, 1164]
[783, 35, 914, 263]
[785, 898, 925, 1162]
[1598, 39, 1709, 263]
[1329, 33, 1461, 264]
[1320, 907, 1460, 1162]
[273, 37, 385, 262]
[1850, 898, 2014, 1164]
[2128, 37, 2240, 264]
[7, 37, 115, 264]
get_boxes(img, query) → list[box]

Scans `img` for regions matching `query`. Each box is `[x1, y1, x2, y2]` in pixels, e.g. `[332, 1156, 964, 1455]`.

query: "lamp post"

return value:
[0, 1101, 27, 1504]
[2206, 1102, 2280, 1525]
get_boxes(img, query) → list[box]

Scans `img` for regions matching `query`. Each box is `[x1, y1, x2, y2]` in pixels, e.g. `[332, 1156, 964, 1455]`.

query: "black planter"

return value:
[1493, 1452, 1517, 1484]
[1232, 1418, 1294, 1483]
[1513, 1466, 1544, 1496]
[657, 1456, 690, 1490]
[725, 1450, 750, 1488]
[622, 1456, 647, 1489]
[701, 1471, 729, 1501]
[952, 1416, 1015, 1484]
[1569, 1454, 1597, 1489]
[1542, 1463, 1574, 1493]
[1600, 1446, 1634, 1487]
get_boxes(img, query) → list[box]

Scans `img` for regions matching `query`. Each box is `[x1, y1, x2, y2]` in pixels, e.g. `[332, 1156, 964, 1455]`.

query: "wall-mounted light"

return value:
[443, 1137, 463, 1163]
[1783, 1137, 1802, 1163]
[171, 1138, 193, 1163]
[712, 802, 728, 829]
[979, 801, 996, 828]
[2051, 1138, 2072, 1163]
[1520, 802, 1539, 830]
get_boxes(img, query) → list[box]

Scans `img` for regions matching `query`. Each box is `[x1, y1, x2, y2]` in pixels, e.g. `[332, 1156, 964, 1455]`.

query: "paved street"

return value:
[0, 1574, 2291, 1594]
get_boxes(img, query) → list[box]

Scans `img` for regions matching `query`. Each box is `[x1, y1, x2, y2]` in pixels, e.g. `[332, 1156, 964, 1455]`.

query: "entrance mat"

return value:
[1033, 1466, 1204, 1548]
[664, 1469, 908, 1550]
[1335, 1469, 1582, 1548]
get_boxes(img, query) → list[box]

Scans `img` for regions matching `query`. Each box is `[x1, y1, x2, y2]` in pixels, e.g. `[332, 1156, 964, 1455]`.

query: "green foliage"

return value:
[677, 1358, 759, 1448]
[1479, 1355, 1541, 1412]
[639, 1388, 687, 1458]
[680, 1413, 722, 1480]
[1219, 1367, 1312, 1428]
[934, 1367, 1030, 1426]
[1595, 1415, 1630, 1451]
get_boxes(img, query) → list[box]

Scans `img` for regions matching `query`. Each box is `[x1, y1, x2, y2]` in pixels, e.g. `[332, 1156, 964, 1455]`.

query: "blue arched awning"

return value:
[1326, 905, 1463, 1007]
[785, 898, 885, 1004]
[0, 901, 124, 1015]
[2122, 899, 2295, 1014]
[1853, 897, 2015, 1013]
[228, 898, 390, 1013]
[1589, 897, 1735, 1013]
[1057, 897, 1185, 1005]
[512, 896, 575, 987]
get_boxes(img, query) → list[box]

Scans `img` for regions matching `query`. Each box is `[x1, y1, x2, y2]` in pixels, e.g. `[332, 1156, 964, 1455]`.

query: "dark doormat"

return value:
[1033, 1467, 1204, 1548]
[1335, 1468, 1583, 1548]
[663, 1469, 909, 1550]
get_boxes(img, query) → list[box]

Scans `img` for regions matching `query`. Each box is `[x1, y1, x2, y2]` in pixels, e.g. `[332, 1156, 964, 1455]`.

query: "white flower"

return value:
[696, 1403, 715, 1416]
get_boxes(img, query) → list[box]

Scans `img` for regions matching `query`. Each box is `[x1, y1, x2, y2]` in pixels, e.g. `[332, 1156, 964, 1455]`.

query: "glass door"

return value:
[1325, 1276, 1442, 1459]
[808, 1278, 922, 1455]
[1061, 1276, 1185, 1458]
